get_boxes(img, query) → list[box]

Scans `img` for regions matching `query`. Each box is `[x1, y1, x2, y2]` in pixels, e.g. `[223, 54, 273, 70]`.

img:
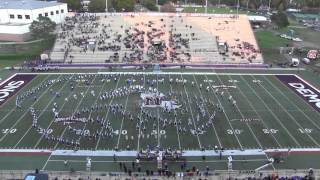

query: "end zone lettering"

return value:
[276, 75, 320, 113]
[0, 74, 36, 107]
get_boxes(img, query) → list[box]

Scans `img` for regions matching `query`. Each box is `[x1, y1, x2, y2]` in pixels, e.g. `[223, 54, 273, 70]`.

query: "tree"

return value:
[112, 0, 135, 12]
[271, 11, 289, 28]
[160, 1, 175, 12]
[140, 0, 158, 11]
[61, 0, 81, 12]
[88, 0, 106, 12]
[29, 16, 56, 39]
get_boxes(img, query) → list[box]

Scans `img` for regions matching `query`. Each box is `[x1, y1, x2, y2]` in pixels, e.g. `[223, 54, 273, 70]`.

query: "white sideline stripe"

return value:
[48, 159, 267, 163]
[14, 72, 297, 76]
[0, 73, 17, 86]
[0, 148, 320, 156]
[294, 74, 320, 93]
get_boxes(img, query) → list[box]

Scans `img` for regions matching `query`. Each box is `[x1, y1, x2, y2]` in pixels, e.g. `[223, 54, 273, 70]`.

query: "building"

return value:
[0, 0, 67, 41]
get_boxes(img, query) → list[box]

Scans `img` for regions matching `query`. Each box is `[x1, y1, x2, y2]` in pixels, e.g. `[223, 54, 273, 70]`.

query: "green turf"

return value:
[0, 71, 319, 171]
[0, 36, 56, 67]
[182, 6, 248, 14]
[255, 31, 291, 50]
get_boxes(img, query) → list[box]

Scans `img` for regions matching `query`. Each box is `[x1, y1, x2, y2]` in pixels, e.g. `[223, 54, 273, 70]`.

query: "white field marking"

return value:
[251, 75, 320, 147]
[0, 76, 52, 143]
[42, 76, 97, 170]
[264, 76, 320, 138]
[225, 75, 282, 148]
[221, 75, 275, 170]
[116, 91, 130, 149]
[274, 76, 320, 115]
[240, 75, 302, 147]
[179, 74, 202, 149]
[191, 74, 222, 148]
[33, 75, 78, 148]
[47, 159, 267, 163]
[294, 74, 320, 93]
[168, 74, 182, 150]
[267, 76, 320, 126]
[53, 74, 100, 150]
[228, 76, 282, 148]
[156, 74, 160, 146]
[136, 74, 146, 152]
[0, 73, 17, 86]
[95, 76, 122, 150]
[13, 75, 65, 148]
[0, 74, 40, 125]
[204, 75, 243, 150]
[76, 74, 109, 143]
[41, 154, 52, 170]
[15, 72, 297, 76]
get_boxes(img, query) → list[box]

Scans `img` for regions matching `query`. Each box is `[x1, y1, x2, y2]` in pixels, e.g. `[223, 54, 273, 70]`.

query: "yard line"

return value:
[0, 75, 53, 143]
[13, 75, 66, 148]
[41, 153, 52, 170]
[48, 158, 267, 163]
[168, 74, 182, 150]
[136, 74, 146, 152]
[75, 74, 109, 144]
[53, 74, 100, 150]
[240, 76, 301, 147]
[33, 75, 82, 148]
[250, 75, 320, 147]
[156, 74, 160, 147]
[115, 94, 130, 149]
[265, 76, 320, 127]
[95, 75, 122, 150]
[0, 75, 44, 126]
[215, 74, 262, 149]
[190, 74, 222, 148]
[263, 76, 320, 142]
[179, 74, 202, 149]
[204, 75, 243, 150]
[226, 75, 282, 148]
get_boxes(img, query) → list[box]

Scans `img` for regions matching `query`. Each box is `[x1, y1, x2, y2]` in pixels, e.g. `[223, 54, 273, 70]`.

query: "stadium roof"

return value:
[0, 0, 64, 10]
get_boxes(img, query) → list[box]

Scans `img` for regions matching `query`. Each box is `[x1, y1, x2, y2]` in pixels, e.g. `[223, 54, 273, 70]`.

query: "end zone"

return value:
[0, 74, 36, 107]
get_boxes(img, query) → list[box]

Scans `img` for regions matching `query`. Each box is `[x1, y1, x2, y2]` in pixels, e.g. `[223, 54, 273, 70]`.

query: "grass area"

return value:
[255, 31, 291, 50]
[182, 6, 248, 14]
[254, 30, 291, 64]
[0, 71, 319, 171]
[0, 36, 56, 67]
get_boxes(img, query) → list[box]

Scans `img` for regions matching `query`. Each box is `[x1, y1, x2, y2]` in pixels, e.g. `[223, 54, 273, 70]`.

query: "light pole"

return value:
[105, 0, 108, 12]
[205, 0, 208, 14]
[268, 0, 271, 11]
[236, 0, 239, 15]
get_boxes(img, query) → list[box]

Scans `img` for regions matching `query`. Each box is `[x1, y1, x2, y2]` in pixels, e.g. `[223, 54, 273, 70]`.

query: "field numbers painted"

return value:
[228, 79, 239, 83]
[298, 128, 312, 134]
[121, 130, 127, 135]
[253, 79, 262, 83]
[262, 129, 278, 134]
[227, 129, 242, 135]
[113, 129, 128, 135]
[151, 130, 166, 135]
[38, 129, 53, 134]
[2, 128, 17, 134]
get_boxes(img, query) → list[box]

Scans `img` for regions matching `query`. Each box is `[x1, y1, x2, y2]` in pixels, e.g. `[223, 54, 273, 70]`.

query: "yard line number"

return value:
[2, 128, 17, 134]
[227, 129, 242, 135]
[262, 129, 278, 134]
[298, 128, 313, 134]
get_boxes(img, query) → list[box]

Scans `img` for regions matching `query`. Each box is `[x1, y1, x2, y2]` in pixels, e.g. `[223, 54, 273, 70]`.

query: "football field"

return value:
[0, 71, 319, 171]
